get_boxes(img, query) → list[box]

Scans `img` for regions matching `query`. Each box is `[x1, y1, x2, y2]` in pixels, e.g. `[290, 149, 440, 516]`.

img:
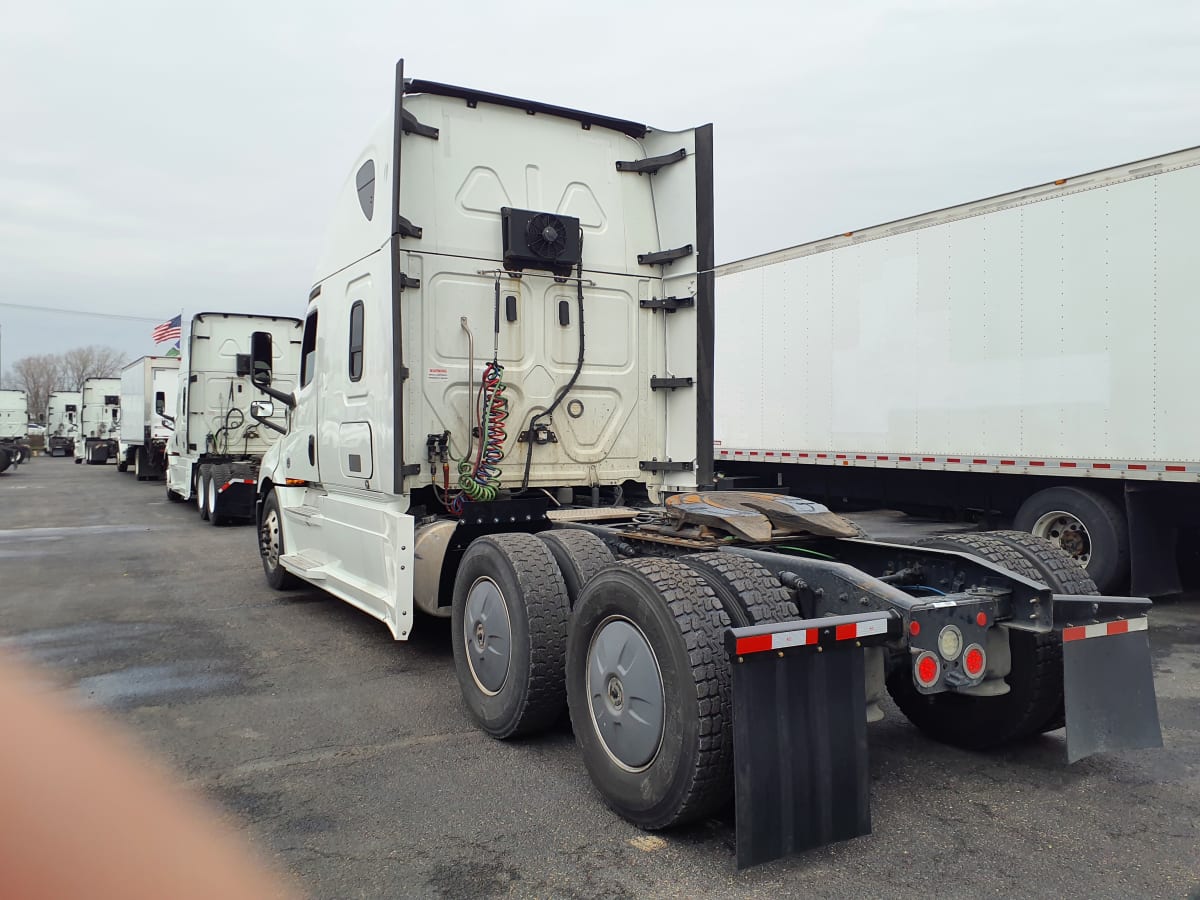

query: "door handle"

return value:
[308, 434, 315, 465]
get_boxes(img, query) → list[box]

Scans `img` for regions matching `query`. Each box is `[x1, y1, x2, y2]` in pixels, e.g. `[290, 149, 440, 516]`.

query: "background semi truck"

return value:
[165, 312, 300, 524]
[713, 145, 1200, 597]
[249, 62, 1162, 868]
[118, 355, 180, 480]
[46, 390, 82, 457]
[75, 379, 121, 465]
[0, 389, 31, 472]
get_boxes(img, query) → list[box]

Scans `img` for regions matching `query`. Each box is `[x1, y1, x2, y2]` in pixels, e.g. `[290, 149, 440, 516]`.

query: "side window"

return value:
[355, 160, 375, 221]
[349, 301, 364, 382]
[301, 311, 318, 388]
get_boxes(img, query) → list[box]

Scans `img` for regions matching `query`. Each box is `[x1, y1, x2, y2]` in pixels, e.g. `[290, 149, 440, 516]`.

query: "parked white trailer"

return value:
[75, 379, 121, 465]
[118, 356, 180, 480]
[46, 390, 82, 457]
[0, 389, 31, 472]
[713, 145, 1200, 596]
[246, 61, 1162, 868]
[164, 312, 300, 524]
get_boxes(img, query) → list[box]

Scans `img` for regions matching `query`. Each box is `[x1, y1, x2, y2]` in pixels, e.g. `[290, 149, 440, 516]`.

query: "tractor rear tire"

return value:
[537, 529, 615, 609]
[681, 552, 798, 626]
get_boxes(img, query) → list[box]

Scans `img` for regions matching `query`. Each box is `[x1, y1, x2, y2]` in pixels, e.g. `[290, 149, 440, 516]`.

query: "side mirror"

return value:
[250, 400, 275, 419]
[154, 392, 166, 415]
[251, 331, 273, 386]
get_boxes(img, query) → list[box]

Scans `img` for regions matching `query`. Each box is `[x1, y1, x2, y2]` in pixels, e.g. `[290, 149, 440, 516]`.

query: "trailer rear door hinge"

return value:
[399, 273, 421, 290]
[640, 296, 695, 313]
[616, 147, 686, 175]
[638, 244, 693, 266]
[640, 459, 694, 472]
[650, 376, 694, 391]
[400, 108, 439, 140]
[396, 215, 423, 239]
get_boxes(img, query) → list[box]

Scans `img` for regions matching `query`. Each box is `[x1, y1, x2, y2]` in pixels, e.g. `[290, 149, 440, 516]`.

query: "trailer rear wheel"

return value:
[566, 558, 733, 829]
[887, 533, 1063, 750]
[681, 552, 798, 626]
[197, 464, 211, 520]
[451, 534, 571, 739]
[259, 491, 299, 589]
[537, 529, 614, 608]
[1013, 486, 1128, 593]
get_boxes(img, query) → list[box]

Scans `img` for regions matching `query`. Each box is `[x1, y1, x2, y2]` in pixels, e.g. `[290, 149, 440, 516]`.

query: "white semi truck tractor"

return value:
[713, 145, 1200, 598]
[0, 389, 31, 472]
[46, 390, 82, 457]
[164, 312, 300, 524]
[249, 61, 1163, 868]
[75, 379, 121, 465]
[118, 355, 180, 480]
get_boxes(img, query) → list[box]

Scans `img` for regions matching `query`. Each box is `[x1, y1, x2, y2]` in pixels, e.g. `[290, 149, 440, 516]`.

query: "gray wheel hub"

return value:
[1031, 510, 1092, 565]
[586, 617, 665, 771]
[262, 509, 281, 568]
[463, 577, 511, 696]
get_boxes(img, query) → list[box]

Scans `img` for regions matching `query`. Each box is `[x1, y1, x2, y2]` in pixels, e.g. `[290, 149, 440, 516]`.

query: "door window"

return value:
[301, 311, 319, 387]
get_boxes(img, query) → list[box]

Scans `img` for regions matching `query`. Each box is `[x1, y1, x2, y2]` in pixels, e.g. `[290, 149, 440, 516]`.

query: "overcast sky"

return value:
[2, 0, 1198, 371]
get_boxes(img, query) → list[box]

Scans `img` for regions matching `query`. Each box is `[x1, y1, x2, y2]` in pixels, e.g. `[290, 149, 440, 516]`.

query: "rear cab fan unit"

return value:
[501, 207, 582, 277]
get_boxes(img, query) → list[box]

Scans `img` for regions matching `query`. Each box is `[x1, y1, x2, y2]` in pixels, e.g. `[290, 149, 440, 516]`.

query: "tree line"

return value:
[2, 346, 127, 421]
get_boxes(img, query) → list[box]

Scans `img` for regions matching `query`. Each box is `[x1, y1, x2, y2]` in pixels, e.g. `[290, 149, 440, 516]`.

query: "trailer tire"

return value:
[259, 491, 299, 590]
[197, 464, 211, 520]
[681, 552, 798, 626]
[1013, 486, 1129, 593]
[567, 558, 733, 830]
[451, 534, 571, 739]
[74, 456, 82, 464]
[208, 464, 231, 525]
[887, 533, 1063, 750]
[537, 529, 614, 609]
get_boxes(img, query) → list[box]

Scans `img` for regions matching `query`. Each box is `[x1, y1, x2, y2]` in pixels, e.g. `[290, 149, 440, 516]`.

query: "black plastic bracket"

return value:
[400, 108, 439, 139]
[639, 296, 695, 313]
[399, 273, 421, 291]
[518, 423, 558, 444]
[400, 463, 422, 478]
[638, 459, 693, 472]
[650, 376, 694, 391]
[638, 244, 693, 266]
[616, 147, 686, 175]
[396, 215, 423, 239]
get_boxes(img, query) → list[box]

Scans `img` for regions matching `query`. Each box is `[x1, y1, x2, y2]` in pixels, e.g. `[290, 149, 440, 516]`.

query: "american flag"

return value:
[152, 314, 182, 343]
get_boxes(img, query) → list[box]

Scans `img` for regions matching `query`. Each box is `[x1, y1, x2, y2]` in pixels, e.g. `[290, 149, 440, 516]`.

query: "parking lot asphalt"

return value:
[1, 457, 1198, 898]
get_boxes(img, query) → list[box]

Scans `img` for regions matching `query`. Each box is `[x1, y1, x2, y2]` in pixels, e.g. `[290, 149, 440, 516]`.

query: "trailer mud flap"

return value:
[1062, 617, 1161, 763]
[725, 611, 898, 869]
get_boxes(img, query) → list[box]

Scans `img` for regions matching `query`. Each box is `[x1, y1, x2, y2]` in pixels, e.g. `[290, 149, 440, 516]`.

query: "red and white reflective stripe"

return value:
[1062, 618, 1148, 642]
[217, 479, 256, 494]
[735, 617, 888, 655]
[714, 446, 1195, 478]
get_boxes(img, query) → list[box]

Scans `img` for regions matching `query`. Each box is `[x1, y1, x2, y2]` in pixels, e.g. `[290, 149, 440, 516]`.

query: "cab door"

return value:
[281, 305, 322, 485]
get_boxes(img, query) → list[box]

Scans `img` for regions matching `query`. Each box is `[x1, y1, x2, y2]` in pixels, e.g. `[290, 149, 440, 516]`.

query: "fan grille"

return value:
[526, 213, 568, 259]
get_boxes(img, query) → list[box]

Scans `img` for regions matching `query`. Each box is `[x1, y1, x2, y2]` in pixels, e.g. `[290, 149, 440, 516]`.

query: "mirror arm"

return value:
[251, 411, 287, 435]
[252, 377, 295, 409]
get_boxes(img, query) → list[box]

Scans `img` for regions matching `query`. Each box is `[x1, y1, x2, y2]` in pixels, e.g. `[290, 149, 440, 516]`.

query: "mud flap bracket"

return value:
[725, 610, 898, 869]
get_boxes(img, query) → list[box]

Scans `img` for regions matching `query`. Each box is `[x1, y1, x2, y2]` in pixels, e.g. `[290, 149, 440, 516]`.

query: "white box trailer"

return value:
[46, 390, 82, 457]
[75, 379, 121, 465]
[164, 312, 300, 524]
[117, 355, 180, 480]
[713, 145, 1200, 596]
[243, 61, 1162, 868]
[0, 389, 31, 472]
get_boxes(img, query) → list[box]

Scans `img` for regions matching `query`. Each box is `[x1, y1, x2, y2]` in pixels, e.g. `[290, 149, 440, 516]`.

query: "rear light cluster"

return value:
[911, 622, 988, 688]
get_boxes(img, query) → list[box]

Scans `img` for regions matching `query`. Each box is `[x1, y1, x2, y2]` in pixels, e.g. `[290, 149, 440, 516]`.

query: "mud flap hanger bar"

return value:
[724, 610, 899, 870]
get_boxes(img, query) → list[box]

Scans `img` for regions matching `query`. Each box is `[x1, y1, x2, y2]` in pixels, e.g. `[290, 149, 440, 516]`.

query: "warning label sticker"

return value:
[427, 367, 448, 382]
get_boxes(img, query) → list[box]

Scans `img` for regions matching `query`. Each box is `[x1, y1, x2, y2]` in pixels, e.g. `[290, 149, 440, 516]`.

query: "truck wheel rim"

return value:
[463, 577, 511, 696]
[207, 479, 218, 516]
[196, 478, 205, 511]
[1031, 510, 1092, 565]
[586, 616, 665, 772]
[261, 508, 281, 569]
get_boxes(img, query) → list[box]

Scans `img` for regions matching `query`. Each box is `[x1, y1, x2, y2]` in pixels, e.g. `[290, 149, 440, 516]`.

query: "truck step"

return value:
[279, 554, 328, 580]
[289, 505, 323, 524]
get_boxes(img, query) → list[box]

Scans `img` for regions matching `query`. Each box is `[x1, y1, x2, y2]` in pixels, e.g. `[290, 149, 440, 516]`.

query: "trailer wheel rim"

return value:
[262, 508, 281, 569]
[586, 616, 665, 772]
[463, 576, 511, 696]
[1030, 511, 1091, 565]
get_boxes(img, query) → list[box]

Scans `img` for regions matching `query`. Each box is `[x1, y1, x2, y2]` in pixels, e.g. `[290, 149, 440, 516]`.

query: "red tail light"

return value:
[914, 651, 940, 688]
[963, 644, 986, 677]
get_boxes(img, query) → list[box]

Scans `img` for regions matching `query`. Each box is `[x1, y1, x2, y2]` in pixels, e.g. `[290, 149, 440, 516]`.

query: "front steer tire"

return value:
[567, 558, 733, 830]
[451, 534, 571, 739]
[887, 532, 1064, 751]
[258, 491, 299, 590]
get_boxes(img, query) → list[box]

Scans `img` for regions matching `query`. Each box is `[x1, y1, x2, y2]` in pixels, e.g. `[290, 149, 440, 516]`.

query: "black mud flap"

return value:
[1062, 617, 1162, 763]
[725, 611, 898, 869]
